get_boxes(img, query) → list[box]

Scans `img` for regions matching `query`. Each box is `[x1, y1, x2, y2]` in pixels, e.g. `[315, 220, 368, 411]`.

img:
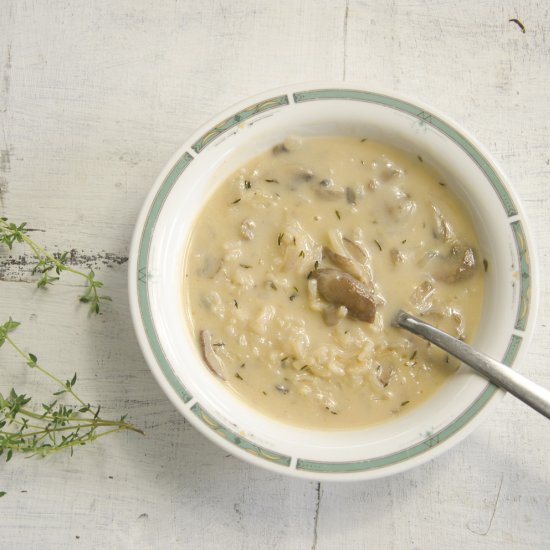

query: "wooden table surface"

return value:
[1, 1, 549, 548]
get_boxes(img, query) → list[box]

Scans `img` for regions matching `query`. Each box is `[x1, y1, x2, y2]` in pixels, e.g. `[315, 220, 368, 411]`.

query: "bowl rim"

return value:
[128, 82, 539, 481]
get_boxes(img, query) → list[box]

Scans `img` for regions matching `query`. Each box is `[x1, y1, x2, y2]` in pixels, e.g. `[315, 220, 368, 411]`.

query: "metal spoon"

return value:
[395, 309, 550, 420]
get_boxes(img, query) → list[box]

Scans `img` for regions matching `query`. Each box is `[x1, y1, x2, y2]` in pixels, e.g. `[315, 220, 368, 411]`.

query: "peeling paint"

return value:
[0, 249, 129, 283]
[0, 148, 11, 173]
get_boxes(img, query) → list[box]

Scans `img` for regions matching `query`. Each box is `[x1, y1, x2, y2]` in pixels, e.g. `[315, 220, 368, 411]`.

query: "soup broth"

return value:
[184, 136, 485, 429]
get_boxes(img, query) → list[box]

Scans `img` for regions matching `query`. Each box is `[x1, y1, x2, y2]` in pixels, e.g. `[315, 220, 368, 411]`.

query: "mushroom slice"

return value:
[322, 246, 363, 280]
[326, 230, 375, 285]
[389, 248, 405, 265]
[199, 330, 226, 380]
[345, 187, 357, 205]
[376, 362, 394, 387]
[310, 268, 376, 323]
[432, 244, 477, 284]
[315, 178, 344, 200]
[342, 237, 369, 263]
[431, 204, 455, 242]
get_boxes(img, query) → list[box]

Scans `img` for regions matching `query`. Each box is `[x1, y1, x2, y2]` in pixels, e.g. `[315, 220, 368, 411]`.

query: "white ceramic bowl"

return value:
[129, 84, 538, 480]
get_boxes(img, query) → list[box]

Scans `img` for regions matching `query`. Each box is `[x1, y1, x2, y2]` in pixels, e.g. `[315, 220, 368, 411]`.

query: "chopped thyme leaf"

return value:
[374, 239, 382, 251]
[231, 198, 241, 204]
[335, 210, 341, 220]
[244, 180, 251, 189]
[483, 258, 489, 272]
[235, 372, 244, 380]
[277, 232, 284, 246]
[299, 250, 305, 258]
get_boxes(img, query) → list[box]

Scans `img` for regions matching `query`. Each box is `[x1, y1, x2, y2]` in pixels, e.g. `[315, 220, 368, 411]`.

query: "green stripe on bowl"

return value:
[511, 220, 531, 331]
[191, 403, 292, 466]
[296, 329, 523, 474]
[191, 95, 290, 154]
[137, 151, 194, 403]
[502, 334, 522, 366]
[293, 89, 518, 217]
[136, 88, 533, 476]
[296, 383, 499, 474]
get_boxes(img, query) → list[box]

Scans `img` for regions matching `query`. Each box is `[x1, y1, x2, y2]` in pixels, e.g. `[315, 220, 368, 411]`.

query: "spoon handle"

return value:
[395, 310, 550, 420]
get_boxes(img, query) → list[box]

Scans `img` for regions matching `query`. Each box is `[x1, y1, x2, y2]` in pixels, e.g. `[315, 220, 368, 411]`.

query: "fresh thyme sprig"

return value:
[0, 319, 143, 464]
[0, 217, 110, 314]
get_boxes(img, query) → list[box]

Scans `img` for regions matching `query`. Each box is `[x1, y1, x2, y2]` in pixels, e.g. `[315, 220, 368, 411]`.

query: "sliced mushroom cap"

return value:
[199, 330, 226, 380]
[315, 178, 344, 200]
[310, 268, 376, 323]
[376, 362, 394, 387]
[432, 244, 477, 284]
[323, 246, 362, 280]
[431, 204, 455, 242]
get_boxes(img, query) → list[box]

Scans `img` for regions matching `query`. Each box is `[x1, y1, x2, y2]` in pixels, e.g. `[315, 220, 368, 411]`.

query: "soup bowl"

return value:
[128, 84, 538, 480]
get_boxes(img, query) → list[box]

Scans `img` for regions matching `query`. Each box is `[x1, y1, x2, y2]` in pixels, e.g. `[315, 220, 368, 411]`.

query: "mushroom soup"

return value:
[184, 136, 485, 429]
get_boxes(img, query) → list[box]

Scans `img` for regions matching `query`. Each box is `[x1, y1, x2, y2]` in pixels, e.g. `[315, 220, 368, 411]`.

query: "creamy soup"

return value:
[184, 136, 485, 430]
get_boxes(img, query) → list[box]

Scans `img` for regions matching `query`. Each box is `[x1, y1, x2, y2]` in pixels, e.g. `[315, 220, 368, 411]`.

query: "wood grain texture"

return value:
[1, 1, 549, 548]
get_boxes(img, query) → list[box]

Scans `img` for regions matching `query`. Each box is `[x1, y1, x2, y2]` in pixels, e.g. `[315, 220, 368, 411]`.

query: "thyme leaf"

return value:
[0, 320, 143, 462]
[0, 217, 110, 314]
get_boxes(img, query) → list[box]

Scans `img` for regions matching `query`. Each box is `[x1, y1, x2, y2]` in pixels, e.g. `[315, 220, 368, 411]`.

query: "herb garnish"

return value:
[0, 219, 142, 495]
[0, 319, 143, 463]
[0, 218, 110, 314]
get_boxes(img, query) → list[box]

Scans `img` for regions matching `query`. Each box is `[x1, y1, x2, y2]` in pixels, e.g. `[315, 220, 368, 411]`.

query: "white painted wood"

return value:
[1, 1, 549, 548]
